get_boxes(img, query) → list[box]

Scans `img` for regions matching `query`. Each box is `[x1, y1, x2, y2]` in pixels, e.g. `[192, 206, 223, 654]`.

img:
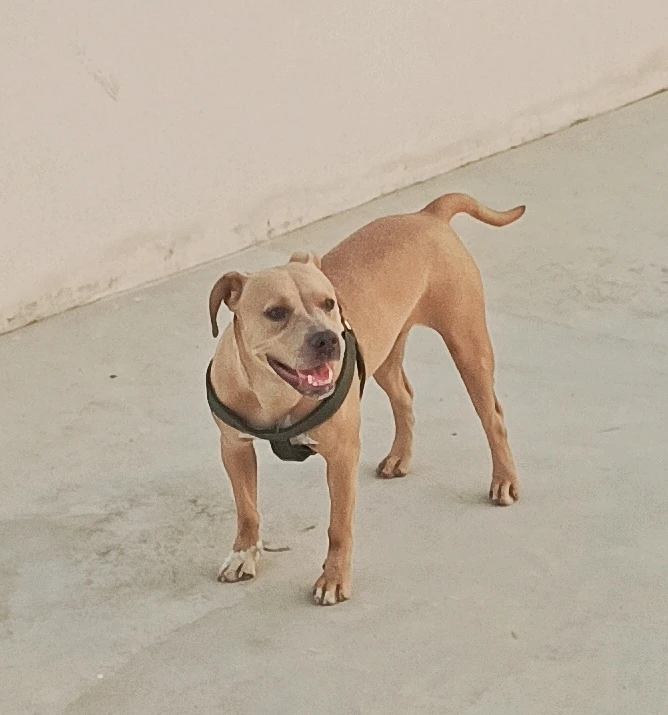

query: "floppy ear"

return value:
[208, 271, 248, 337]
[289, 251, 322, 270]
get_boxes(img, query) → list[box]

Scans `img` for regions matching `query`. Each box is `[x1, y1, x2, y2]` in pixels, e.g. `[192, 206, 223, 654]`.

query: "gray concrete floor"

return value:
[2, 92, 668, 715]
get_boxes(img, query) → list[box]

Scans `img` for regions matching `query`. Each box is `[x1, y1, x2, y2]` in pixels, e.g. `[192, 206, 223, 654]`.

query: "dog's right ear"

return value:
[289, 251, 322, 270]
[208, 272, 248, 338]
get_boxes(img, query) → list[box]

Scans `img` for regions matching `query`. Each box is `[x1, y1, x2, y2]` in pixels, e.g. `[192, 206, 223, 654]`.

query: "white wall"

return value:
[2, 1, 667, 334]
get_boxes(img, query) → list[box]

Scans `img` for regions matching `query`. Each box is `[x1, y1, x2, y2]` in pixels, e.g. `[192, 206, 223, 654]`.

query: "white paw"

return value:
[217, 541, 262, 583]
[313, 586, 338, 606]
[312, 569, 350, 606]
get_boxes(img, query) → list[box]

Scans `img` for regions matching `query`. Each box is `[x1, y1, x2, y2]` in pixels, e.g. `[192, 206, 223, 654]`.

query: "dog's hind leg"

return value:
[375, 328, 415, 478]
[426, 280, 519, 505]
[448, 341, 518, 505]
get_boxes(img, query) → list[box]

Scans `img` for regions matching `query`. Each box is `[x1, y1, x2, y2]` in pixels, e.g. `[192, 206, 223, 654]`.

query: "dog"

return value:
[207, 192, 524, 605]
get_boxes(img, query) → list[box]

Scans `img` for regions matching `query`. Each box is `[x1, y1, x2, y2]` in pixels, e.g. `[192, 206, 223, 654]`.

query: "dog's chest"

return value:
[236, 415, 317, 447]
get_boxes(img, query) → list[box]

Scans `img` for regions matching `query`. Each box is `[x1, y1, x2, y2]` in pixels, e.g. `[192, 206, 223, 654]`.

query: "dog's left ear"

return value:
[208, 271, 248, 338]
[289, 251, 322, 270]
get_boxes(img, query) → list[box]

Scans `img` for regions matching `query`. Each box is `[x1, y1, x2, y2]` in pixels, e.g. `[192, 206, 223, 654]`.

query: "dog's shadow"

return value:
[451, 489, 495, 507]
[363, 461, 494, 508]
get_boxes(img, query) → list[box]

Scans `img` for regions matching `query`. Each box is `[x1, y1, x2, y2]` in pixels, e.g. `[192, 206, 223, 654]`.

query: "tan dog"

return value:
[208, 193, 524, 605]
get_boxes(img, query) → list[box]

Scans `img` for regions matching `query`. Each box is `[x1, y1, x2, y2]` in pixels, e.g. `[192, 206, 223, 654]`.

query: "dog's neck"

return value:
[213, 319, 312, 430]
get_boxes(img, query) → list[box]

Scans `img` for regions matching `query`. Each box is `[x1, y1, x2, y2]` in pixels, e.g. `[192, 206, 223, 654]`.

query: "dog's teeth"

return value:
[307, 375, 314, 385]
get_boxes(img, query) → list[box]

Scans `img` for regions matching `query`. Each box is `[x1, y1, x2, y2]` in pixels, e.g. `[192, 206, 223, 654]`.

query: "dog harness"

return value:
[206, 323, 366, 462]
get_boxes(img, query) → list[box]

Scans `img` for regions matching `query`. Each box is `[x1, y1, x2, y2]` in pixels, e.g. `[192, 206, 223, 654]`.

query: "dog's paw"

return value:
[312, 569, 350, 606]
[217, 541, 262, 583]
[377, 454, 410, 479]
[489, 475, 519, 506]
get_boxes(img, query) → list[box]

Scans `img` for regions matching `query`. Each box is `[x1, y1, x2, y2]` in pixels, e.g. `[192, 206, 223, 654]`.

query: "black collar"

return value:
[206, 323, 365, 462]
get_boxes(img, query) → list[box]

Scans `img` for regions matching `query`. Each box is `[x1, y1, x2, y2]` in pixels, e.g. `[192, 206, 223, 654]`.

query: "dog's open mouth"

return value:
[267, 357, 335, 397]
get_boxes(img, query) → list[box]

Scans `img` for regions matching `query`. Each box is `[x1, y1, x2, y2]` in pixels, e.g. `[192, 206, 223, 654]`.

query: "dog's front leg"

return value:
[217, 433, 262, 583]
[313, 439, 360, 605]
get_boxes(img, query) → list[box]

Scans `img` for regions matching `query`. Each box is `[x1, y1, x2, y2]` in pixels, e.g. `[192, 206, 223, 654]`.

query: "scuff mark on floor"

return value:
[72, 42, 120, 102]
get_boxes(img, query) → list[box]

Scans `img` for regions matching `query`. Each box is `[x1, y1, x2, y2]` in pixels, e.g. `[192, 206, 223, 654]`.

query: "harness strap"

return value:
[206, 326, 365, 460]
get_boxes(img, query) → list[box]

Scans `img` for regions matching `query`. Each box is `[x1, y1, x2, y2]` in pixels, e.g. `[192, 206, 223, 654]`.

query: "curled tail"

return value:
[422, 192, 525, 227]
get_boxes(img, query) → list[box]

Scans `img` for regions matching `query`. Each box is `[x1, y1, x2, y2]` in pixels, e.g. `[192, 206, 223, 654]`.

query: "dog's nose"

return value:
[308, 330, 340, 360]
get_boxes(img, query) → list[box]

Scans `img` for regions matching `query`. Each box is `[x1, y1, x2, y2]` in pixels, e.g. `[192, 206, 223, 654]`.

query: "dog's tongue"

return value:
[295, 363, 333, 392]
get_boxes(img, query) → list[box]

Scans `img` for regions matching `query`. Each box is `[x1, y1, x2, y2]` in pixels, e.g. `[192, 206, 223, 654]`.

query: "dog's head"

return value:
[209, 252, 344, 398]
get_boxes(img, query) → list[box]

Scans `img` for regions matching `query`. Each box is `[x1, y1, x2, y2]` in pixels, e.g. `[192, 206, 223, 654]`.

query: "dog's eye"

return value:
[264, 306, 290, 322]
[322, 298, 336, 312]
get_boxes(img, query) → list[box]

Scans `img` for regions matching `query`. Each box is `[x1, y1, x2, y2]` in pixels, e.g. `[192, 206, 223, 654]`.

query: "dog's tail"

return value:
[422, 193, 525, 227]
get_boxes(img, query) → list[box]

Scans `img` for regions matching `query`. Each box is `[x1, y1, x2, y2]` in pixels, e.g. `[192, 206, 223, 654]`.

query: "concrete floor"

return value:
[2, 92, 668, 715]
